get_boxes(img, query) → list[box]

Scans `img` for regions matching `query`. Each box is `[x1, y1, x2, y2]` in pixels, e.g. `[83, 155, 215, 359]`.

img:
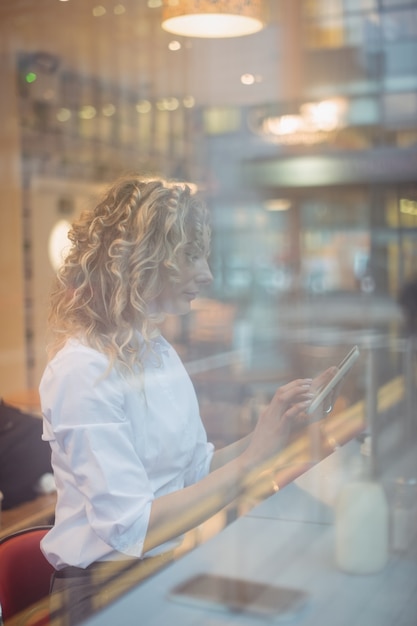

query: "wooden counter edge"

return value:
[0, 493, 56, 540]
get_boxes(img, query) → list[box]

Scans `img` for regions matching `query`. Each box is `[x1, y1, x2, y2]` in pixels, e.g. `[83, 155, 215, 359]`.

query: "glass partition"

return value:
[0, 1, 416, 622]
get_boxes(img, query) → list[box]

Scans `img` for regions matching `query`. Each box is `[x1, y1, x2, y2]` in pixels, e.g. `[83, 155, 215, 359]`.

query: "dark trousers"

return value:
[49, 552, 175, 625]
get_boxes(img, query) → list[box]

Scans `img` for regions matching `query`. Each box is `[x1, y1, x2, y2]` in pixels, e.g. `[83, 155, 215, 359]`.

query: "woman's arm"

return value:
[209, 433, 252, 471]
[143, 376, 315, 554]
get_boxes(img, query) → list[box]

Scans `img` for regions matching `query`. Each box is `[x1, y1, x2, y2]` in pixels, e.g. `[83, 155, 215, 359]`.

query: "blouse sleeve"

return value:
[41, 348, 154, 558]
[183, 417, 215, 486]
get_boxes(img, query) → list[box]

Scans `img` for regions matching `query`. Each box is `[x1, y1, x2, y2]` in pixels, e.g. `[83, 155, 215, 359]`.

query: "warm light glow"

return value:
[264, 199, 292, 212]
[264, 115, 303, 136]
[79, 105, 97, 119]
[48, 220, 71, 271]
[301, 100, 344, 132]
[168, 40, 182, 50]
[135, 100, 152, 113]
[102, 103, 116, 116]
[57, 108, 71, 122]
[161, 0, 265, 38]
[183, 95, 195, 108]
[184, 182, 199, 194]
[92, 5, 106, 16]
[259, 98, 348, 145]
[156, 97, 179, 111]
[241, 73, 255, 85]
[113, 4, 126, 14]
[400, 199, 417, 215]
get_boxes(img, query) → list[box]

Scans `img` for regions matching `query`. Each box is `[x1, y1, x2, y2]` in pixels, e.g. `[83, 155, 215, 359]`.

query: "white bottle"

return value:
[391, 477, 417, 553]
[335, 436, 388, 574]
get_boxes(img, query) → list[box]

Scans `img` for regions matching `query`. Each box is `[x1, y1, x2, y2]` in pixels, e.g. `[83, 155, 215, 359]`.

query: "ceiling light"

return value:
[136, 100, 152, 113]
[400, 199, 417, 215]
[92, 5, 106, 17]
[113, 4, 126, 14]
[241, 73, 255, 85]
[79, 105, 97, 119]
[102, 104, 116, 116]
[168, 40, 182, 50]
[183, 95, 195, 108]
[264, 199, 292, 212]
[56, 108, 71, 122]
[161, 0, 265, 38]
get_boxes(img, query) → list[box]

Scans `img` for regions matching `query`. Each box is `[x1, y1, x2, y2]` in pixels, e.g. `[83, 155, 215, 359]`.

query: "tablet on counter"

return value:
[168, 572, 309, 620]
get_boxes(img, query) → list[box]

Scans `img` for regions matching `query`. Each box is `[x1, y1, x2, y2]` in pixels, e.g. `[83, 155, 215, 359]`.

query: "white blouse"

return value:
[39, 336, 214, 569]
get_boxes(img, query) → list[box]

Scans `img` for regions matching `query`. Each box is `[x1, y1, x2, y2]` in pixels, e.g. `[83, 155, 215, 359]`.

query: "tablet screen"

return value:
[168, 573, 309, 619]
[306, 345, 360, 416]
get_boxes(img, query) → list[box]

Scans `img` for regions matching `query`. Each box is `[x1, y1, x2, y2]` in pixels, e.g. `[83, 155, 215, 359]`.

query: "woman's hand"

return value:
[310, 366, 338, 397]
[307, 365, 339, 419]
[243, 367, 338, 469]
[243, 377, 315, 469]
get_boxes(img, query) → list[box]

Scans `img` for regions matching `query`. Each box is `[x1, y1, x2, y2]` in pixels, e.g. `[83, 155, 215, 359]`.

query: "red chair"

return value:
[0, 526, 54, 625]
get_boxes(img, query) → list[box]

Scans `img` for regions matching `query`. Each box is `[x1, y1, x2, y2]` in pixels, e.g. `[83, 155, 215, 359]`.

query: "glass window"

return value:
[343, 0, 377, 12]
[383, 92, 417, 123]
[303, 0, 344, 18]
[304, 16, 346, 47]
[344, 14, 367, 44]
[384, 41, 417, 76]
[2, 3, 417, 582]
[382, 9, 417, 41]
[382, 0, 416, 6]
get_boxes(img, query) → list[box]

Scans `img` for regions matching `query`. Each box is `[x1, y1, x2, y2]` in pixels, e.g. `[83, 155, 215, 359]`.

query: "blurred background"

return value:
[0, 0, 416, 446]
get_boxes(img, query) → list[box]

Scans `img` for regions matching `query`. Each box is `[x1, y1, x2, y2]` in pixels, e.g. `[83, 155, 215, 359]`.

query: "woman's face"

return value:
[153, 243, 213, 315]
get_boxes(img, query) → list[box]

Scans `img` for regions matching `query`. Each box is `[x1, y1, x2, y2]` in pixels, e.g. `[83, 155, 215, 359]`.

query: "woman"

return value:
[40, 175, 328, 623]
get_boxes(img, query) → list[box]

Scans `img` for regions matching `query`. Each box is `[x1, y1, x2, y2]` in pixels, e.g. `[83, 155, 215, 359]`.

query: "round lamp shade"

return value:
[162, 0, 265, 38]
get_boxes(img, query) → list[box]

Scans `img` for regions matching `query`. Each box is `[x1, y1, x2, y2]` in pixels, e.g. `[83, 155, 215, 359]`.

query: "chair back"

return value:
[0, 525, 53, 623]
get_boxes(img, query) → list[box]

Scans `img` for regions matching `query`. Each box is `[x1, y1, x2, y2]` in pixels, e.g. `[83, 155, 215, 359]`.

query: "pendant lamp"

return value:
[161, 0, 265, 38]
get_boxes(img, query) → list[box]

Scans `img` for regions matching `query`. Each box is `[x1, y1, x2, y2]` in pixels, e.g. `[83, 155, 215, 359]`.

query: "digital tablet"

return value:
[168, 573, 309, 620]
[306, 345, 360, 416]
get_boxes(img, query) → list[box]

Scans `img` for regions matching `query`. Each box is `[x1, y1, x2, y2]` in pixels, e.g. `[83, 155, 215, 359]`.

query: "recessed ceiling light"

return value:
[136, 100, 152, 114]
[183, 96, 195, 108]
[241, 73, 255, 85]
[92, 5, 106, 17]
[168, 40, 182, 51]
[57, 108, 71, 122]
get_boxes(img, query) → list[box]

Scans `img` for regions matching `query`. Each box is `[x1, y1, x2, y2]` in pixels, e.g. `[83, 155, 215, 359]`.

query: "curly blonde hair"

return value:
[47, 175, 211, 373]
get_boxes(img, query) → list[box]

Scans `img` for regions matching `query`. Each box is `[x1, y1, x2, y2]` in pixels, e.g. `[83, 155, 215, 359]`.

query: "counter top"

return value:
[83, 441, 417, 626]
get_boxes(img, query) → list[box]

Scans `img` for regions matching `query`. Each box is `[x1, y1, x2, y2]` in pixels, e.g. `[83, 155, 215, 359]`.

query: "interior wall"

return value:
[0, 27, 27, 395]
[30, 177, 105, 386]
